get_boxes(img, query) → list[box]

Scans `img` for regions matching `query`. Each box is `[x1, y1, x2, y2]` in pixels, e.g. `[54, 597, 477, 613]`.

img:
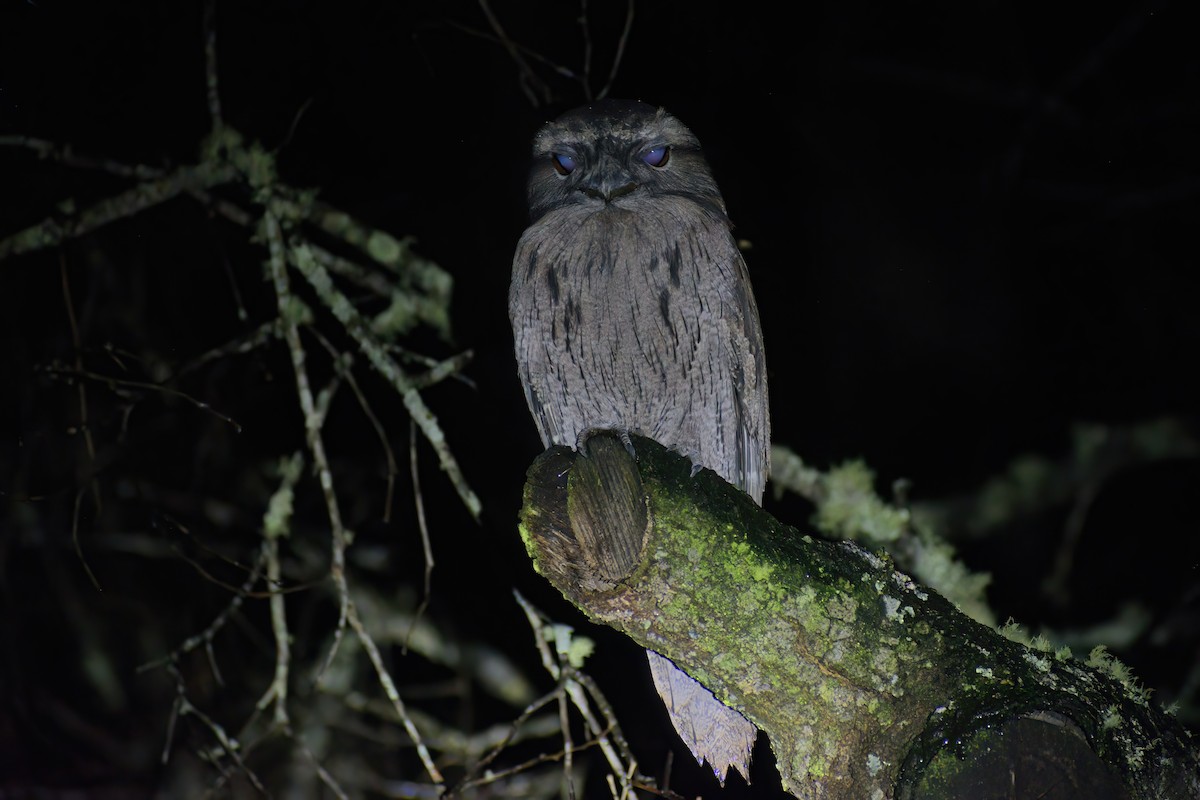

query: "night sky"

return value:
[1, 1, 1197, 797]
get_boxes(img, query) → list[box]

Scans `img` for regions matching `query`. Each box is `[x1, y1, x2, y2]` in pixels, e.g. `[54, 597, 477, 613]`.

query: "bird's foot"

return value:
[576, 428, 638, 460]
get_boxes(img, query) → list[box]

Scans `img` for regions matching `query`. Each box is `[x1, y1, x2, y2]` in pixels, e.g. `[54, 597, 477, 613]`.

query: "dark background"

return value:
[1, 1, 1197, 797]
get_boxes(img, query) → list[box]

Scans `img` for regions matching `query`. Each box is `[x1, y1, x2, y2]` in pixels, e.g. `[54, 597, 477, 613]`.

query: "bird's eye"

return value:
[551, 153, 576, 176]
[641, 145, 670, 168]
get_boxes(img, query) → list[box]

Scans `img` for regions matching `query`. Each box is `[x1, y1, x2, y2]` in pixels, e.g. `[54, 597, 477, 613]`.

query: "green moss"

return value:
[815, 460, 910, 544]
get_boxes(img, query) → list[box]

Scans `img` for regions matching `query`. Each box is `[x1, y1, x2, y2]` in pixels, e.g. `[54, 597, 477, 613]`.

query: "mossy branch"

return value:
[0, 159, 238, 261]
[770, 445, 994, 626]
[520, 433, 1200, 800]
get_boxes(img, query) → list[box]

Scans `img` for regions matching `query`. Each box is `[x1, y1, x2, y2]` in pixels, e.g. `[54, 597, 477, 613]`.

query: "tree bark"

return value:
[518, 433, 1200, 800]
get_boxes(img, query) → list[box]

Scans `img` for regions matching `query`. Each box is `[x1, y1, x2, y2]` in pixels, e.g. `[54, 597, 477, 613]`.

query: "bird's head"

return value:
[526, 99, 726, 223]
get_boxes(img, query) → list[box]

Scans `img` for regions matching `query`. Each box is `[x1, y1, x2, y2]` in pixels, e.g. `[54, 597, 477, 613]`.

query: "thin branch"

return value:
[562, 674, 631, 797]
[60, 247, 102, 546]
[256, 453, 304, 727]
[558, 685, 577, 800]
[171, 319, 283, 382]
[138, 553, 266, 675]
[70, 487, 102, 591]
[304, 208, 453, 304]
[185, 700, 267, 794]
[39, 363, 243, 432]
[307, 327, 399, 522]
[264, 208, 351, 683]
[995, 3, 1158, 192]
[0, 160, 238, 261]
[266, 209, 443, 787]
[579, 0, 594, 101]
[515, 591, 563, 680]
[0, 135, 166, 180]
[454, 732, 613, 793]
[447, 688, 563, 795]
[311, 360, 345, 429]
[597, 0, 635, 101]
[403, 418, 435, 653]
[203, 0, 223, 129]
[289, 727, 351, 800]
[570, 670, 637, 772]
[403, 349, 476, 391]
[160, 661, 268, 794]
[308, 242, 396, 299]
[346, 600, 445, 785]
[287, 240, 480, 519]
[477, 0, 554, 106]
[440, 19, 582, 82]
[279, 96, 316, 153]
[513, 592, 637, 798]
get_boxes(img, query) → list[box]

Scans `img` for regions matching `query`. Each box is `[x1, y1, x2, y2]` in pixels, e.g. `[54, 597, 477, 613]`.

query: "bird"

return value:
[509, 99, 770, 784]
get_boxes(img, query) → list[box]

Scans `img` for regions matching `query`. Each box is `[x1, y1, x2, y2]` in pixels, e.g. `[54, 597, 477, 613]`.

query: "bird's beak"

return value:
[579, 156, 638, 203]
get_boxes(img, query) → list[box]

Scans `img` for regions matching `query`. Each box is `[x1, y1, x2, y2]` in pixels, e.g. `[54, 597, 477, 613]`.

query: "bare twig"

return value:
[203, 0, 223, 129]
[290, 727, 351, 800]
[579, 0, 594, 101]
[40, 363, 243, 432]
[597, 0, 635, 101]
[569, 670, 637, 771]
[514, 592, 637, 798]
[406, 349, 476, 391]
[60, 248, 100, 550]
[346, 601, 445, 785]
[996, 4, 1158, 191]
[160, 661, 268, 793]
[454, 733, 608, 793]
[139, 553, 266, 676]
[171, 319, 283, 382]
[559, 685, 577, 800]
[69, 487, 102, 590]
[478, 0, 554, 106]
[440, 19, 582, 83]
[447, 688, 563, 795]
[307, 327, 399, 522]
[404, 418, 435, 653]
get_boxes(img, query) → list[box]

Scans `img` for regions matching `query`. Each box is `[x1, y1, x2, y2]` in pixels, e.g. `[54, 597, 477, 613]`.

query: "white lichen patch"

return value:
[882, 596, 916, 622]
[847, 541, 885, 569]
[1022, 650, 1052, 673]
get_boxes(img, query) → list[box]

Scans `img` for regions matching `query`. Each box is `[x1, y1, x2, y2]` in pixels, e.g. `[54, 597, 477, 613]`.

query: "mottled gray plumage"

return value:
[510, 100, 770, 782]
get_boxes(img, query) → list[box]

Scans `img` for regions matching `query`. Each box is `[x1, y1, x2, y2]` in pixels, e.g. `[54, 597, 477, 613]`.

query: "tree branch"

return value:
[519, 433, 1200, 800]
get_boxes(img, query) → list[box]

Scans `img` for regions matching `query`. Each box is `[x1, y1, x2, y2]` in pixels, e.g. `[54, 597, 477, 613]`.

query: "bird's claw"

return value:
[575, 428, 638, 461]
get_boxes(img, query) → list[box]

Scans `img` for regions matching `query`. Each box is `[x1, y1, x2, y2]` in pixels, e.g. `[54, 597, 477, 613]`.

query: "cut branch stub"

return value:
[567, 434, 647, 581]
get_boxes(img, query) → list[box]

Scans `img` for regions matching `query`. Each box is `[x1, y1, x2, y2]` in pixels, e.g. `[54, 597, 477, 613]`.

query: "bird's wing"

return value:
[724, 246, 771, 503]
